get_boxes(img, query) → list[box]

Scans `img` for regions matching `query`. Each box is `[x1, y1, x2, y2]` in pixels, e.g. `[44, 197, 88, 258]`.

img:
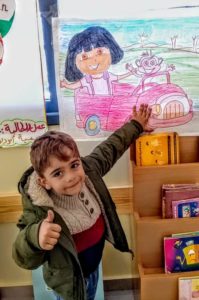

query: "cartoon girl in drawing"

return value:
[60, 26, 134, 95]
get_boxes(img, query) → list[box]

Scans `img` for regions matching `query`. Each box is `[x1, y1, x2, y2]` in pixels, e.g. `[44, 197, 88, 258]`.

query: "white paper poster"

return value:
[55, 15, 198, 139]
[0, 0, 47, 147]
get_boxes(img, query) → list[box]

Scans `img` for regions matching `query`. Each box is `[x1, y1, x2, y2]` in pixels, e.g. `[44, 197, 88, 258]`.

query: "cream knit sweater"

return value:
[49, 182, 101, 234]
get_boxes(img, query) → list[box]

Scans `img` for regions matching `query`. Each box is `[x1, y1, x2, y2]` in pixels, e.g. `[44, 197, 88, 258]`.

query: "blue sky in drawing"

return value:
[59, 17, 199, 52]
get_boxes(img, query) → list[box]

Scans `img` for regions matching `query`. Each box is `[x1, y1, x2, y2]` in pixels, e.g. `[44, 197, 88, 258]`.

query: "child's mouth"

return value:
[89, 64, 99, 70]
[66, 180, 80, 189]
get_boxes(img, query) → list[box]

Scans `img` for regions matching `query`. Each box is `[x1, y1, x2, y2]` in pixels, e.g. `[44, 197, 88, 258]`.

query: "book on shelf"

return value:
[172, 231, 199, 238]
[162, 183, 199, 218]
[164, 232, 199, 273]
[172, 198, 199, 218]
[179, 276, 199, 300]
[135, 132, 179, 166]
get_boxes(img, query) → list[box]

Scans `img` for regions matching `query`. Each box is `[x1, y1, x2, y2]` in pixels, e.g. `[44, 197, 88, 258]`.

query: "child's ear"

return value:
[37, 177, 51, 190]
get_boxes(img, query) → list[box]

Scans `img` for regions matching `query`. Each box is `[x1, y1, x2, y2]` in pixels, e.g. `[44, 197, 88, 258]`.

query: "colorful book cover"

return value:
[162, 184, 199, 218]
[179, 276, 199, 300]
[135, 132, 179, 166]
[172, 198, 199, 218]
[164, 235, 199, 273]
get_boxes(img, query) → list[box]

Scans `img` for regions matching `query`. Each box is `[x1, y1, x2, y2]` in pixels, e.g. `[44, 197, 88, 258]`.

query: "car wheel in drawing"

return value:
[85, 115, 101, 136]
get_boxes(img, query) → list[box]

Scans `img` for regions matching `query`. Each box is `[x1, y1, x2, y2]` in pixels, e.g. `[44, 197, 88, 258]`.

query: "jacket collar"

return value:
[27, 171, 54, 208]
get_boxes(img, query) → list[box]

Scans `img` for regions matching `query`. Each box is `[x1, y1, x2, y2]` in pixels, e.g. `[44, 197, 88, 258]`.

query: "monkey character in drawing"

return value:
[126, 50, 175, 78]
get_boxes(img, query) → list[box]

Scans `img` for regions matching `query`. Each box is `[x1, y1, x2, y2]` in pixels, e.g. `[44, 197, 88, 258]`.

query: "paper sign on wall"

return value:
[0, 0, 47, 147]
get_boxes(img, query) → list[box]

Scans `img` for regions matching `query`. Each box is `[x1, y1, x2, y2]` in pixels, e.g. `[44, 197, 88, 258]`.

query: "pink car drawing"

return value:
[74, 71, 193, 136]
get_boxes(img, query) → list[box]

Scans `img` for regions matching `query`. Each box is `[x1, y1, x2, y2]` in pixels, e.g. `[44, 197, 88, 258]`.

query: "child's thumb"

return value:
[45, 210, 54, 223]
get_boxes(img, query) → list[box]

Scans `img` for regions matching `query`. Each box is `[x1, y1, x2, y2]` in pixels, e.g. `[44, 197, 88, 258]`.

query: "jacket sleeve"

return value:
[83, 120, 143, 177]
[12, 195, 47, 270]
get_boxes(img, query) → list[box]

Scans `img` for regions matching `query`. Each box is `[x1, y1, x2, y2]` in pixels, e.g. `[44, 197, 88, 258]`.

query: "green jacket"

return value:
[12, 120, 143, 300]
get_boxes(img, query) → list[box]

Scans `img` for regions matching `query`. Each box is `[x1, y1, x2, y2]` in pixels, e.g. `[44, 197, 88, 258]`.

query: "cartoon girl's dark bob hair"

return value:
[65, 26, 124, 82]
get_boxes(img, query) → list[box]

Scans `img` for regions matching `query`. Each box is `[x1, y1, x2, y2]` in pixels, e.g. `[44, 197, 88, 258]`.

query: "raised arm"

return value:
[117, 71, 135, 80]
[60, 78, 81, 90]
[83, 104, 152, 177]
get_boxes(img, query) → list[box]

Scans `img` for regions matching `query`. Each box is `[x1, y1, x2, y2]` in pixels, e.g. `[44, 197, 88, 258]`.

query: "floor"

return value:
[0, 290, 139, 300]
[0, 287, 140, 300]
[1, 267, 140, 300]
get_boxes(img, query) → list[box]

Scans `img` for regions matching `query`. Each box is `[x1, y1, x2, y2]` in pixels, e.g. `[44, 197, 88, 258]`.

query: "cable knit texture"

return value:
[27, 171, 114, 241]
[49, 183, 101, 234]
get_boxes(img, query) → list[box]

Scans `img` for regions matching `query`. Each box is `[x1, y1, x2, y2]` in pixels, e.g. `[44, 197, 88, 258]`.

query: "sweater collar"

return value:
[27, 171, 54, 207]
[27, 171, 91, 208]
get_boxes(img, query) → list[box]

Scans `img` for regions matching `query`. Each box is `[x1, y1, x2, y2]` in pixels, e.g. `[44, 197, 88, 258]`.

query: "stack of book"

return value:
[135, 132, 179, 166]
[162, 183, 199, 218]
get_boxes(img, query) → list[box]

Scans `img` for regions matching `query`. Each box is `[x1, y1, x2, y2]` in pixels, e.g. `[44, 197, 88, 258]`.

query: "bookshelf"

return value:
[131, 136, 199, 300]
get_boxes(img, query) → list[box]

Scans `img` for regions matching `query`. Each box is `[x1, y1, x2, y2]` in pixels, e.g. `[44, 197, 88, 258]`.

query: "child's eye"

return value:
[71, 161, 80, 169]
[150, 59, 155, 66]
[53, 171, 63, 177]
[96, 48, 103, 55]
[81, 53, 88, 60]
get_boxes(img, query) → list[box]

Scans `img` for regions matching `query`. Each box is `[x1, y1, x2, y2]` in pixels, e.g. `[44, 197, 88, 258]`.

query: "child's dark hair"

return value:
[65, 26, 124, 82]
[30, 131, 80, 177]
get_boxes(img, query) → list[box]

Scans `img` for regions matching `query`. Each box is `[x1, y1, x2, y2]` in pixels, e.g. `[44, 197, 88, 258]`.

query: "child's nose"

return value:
[92, 56, 97, 63]
[64, 173, 74, 183]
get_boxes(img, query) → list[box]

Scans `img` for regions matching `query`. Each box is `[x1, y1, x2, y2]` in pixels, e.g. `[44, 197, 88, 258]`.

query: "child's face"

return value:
[75, 47, 111, 75]
[39, 147, 85, 196]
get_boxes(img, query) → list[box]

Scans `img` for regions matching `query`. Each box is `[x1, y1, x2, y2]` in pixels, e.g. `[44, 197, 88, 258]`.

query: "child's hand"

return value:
[60, 79, 68, 88]
[132, 104, 153, 132]
[39, 210, 61, 250]
[126, 63, 136, 74]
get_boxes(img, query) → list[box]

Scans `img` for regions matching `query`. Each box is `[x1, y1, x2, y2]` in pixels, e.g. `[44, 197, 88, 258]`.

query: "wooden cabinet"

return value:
[132, 136, 199, 300]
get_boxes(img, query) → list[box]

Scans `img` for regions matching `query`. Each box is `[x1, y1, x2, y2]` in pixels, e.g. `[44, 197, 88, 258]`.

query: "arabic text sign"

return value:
[0, 119, 47, 147]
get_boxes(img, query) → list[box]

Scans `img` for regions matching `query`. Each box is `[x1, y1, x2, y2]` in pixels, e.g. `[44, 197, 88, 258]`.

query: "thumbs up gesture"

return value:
[39, 210, 62, 250]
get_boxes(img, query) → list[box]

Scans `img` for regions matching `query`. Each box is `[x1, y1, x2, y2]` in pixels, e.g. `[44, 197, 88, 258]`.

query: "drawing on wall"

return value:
[0, 0, 16, 65]
[56, 17, 199, 139]
[0, 0, 47, 148]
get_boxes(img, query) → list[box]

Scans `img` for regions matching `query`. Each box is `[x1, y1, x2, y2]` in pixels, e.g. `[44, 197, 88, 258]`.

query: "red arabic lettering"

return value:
[3, 121, 46, 134]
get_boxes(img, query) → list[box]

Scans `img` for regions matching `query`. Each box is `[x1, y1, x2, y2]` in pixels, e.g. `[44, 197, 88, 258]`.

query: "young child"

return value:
[60, 26, 134, 95]
[13, 104, 152, 300]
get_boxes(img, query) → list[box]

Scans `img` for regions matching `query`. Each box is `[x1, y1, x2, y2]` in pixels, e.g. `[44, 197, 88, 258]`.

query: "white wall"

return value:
[58, 0, 199, 19]
[0, 0, 44, 118]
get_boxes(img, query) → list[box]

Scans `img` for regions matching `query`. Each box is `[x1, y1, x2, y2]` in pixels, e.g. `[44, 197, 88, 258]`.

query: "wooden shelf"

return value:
[135, 211, 199, 268]
[0, 187, 133, 223]
[133, 162, 199, 217]
[0, 193, 22, 223]
[138, 264, 199, 300]
[140, 265, 199, 277]
[132, 136, 199, 300]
